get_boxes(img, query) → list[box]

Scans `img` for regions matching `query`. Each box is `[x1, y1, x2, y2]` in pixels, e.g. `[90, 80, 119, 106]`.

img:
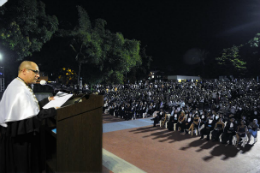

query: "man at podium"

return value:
[0, 61, 58, 173]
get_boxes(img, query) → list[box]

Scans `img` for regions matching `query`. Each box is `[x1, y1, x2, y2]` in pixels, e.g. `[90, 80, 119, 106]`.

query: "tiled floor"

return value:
[102, 115, 260, 173]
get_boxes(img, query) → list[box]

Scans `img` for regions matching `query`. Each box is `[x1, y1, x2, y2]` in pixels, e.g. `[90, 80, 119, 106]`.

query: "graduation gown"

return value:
[0, 78, 57, 173]
[0, 98, 56, 173]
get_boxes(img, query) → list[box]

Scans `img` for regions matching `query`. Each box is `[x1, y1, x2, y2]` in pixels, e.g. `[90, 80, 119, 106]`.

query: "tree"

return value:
[68, 6, 103, 85]
[68, 6, 141, 85]
[248, 33, 260, 48]
[215, 33, 260, 77]
[0, 0, 58, 60]
[216, 45, 246, 76]
[127, 46, 152, 82]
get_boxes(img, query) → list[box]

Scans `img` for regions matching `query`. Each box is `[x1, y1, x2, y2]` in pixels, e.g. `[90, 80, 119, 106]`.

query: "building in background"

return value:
[167, 75, 201, 82]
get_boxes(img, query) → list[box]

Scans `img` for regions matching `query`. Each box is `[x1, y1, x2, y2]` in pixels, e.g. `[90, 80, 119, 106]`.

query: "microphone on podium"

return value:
[40, 80, 59, 90]
[40, 80, 47, 85]
[40, 80, 55, 86]
[40, 80, 72, 93]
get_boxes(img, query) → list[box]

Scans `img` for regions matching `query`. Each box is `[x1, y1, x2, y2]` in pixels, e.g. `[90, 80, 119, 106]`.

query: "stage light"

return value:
[0, 0, 8, 6]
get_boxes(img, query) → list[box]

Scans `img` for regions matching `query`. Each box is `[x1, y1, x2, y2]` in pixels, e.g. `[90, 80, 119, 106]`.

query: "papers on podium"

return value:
[43, 91, 73, 109]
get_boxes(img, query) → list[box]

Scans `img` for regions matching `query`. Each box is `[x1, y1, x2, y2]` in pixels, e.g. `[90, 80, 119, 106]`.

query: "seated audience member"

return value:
[148, 103, 154, 116]
[248, 119, 259, 143]
[176, 111, 186, 132]
[151, 109, 165, 127]
[199, 111, 207, 127]
[211, 118, 225, 141]
[119, 104, 125, 119]
[222, 117, 237, 145]
[213, 111, 220, 122]
[136, 102, 142, 118]
[109, 102, 116, 116]
[188, 113, 200, 136]
[124, 104, 132, 120]
[236, 120, 248, 147]
[167, 110, 179, 131]
[184, 113, 193, 134]
[114, 103, 120, 117]
[141, 102, 148, 117]
[218, 112, 225, 123]
[200, 114, 215, 140]
[103, 100, 108, 113]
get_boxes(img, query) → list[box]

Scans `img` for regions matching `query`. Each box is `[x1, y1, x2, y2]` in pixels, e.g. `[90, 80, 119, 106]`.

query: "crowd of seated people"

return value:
[102, 78, 260, 147]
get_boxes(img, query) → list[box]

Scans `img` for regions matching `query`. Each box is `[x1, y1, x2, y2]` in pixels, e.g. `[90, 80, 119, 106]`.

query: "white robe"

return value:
[0, 78, 40, 127]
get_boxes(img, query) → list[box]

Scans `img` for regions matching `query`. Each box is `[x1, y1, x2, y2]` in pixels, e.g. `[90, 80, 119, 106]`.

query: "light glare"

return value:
[0, 0, 7, 6]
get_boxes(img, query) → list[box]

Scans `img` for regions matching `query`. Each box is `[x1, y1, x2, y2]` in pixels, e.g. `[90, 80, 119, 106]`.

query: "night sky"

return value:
[44, 0, 260, 72]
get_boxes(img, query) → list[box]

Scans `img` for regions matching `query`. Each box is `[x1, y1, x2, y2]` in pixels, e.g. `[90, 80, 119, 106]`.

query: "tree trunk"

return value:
[78, 62, 82, 85]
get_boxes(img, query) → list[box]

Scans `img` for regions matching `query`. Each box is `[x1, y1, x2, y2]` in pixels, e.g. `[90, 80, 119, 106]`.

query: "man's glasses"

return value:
[28, 69, 40, 75]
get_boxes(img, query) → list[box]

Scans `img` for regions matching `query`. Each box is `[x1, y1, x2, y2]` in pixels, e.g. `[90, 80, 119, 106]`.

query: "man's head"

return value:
[18, 61, 40, 84]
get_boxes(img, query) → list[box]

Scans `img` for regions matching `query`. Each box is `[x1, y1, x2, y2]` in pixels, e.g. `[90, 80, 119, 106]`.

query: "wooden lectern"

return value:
[45, 94, 103, 173]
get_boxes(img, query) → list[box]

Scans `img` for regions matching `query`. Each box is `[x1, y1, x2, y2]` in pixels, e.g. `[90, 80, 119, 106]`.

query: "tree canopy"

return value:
[67, 6, 142, 85]
[215, 33, 260, 77]
[0, 0, 58, 60]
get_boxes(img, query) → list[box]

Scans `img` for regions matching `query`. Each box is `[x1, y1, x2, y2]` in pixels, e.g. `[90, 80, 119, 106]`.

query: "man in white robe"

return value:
[0, 61, 58, 173]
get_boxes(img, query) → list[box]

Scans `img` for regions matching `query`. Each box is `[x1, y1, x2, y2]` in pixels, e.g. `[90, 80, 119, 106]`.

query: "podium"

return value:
[45, 94, 103, 173]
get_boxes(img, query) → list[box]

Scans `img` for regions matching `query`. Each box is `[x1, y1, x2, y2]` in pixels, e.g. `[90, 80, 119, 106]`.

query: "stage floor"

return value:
[102, 115, 260, 173]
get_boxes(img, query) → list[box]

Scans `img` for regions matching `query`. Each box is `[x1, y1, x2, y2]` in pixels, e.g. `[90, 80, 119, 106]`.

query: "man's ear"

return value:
[21, 68, 27, 75]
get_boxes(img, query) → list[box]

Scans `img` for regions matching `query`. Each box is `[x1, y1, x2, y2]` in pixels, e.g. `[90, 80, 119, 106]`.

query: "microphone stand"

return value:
[74, 94, 88, 103]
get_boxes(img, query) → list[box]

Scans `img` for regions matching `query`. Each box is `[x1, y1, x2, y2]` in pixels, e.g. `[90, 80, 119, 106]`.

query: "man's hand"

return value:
[48, 96, 55, 101]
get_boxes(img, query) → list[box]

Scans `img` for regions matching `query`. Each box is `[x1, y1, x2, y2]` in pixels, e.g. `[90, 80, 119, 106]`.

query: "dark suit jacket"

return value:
[224, 122, 237, 133]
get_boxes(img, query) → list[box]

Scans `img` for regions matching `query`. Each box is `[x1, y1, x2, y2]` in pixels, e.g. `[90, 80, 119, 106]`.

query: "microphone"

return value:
[40, 80, 56, 88]
[40, 80, 72, 93]
[40, 80, 47, 85]
[74, 94, 88, 103]
[40, 80, 62, 91]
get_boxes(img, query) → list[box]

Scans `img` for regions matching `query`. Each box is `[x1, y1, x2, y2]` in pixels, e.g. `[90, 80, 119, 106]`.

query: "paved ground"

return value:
[102, 114, 260, 173]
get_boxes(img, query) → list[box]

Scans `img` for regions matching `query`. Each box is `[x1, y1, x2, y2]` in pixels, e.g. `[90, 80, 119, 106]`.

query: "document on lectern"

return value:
[43, 91, 73, 109]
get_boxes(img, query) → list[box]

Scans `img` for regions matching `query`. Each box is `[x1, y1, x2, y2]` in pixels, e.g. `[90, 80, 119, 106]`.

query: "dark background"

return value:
[42, 0, 260, 74]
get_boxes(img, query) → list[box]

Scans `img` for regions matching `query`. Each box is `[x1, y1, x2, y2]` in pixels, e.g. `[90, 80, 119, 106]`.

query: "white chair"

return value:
[199, 124, 205, 132]
[104, 108, 110, 114]
[232, 135, 237, 145]
[188, 129, 198, 136]
[209, 130, 214, 140]
[153, 111, 159, 118]
[232, 135, 248, 147]
[193, 119, 201, 136]
[164, 114, 171, 129]
[219, 134, 223, 142]
[241, 136, 248, 147]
